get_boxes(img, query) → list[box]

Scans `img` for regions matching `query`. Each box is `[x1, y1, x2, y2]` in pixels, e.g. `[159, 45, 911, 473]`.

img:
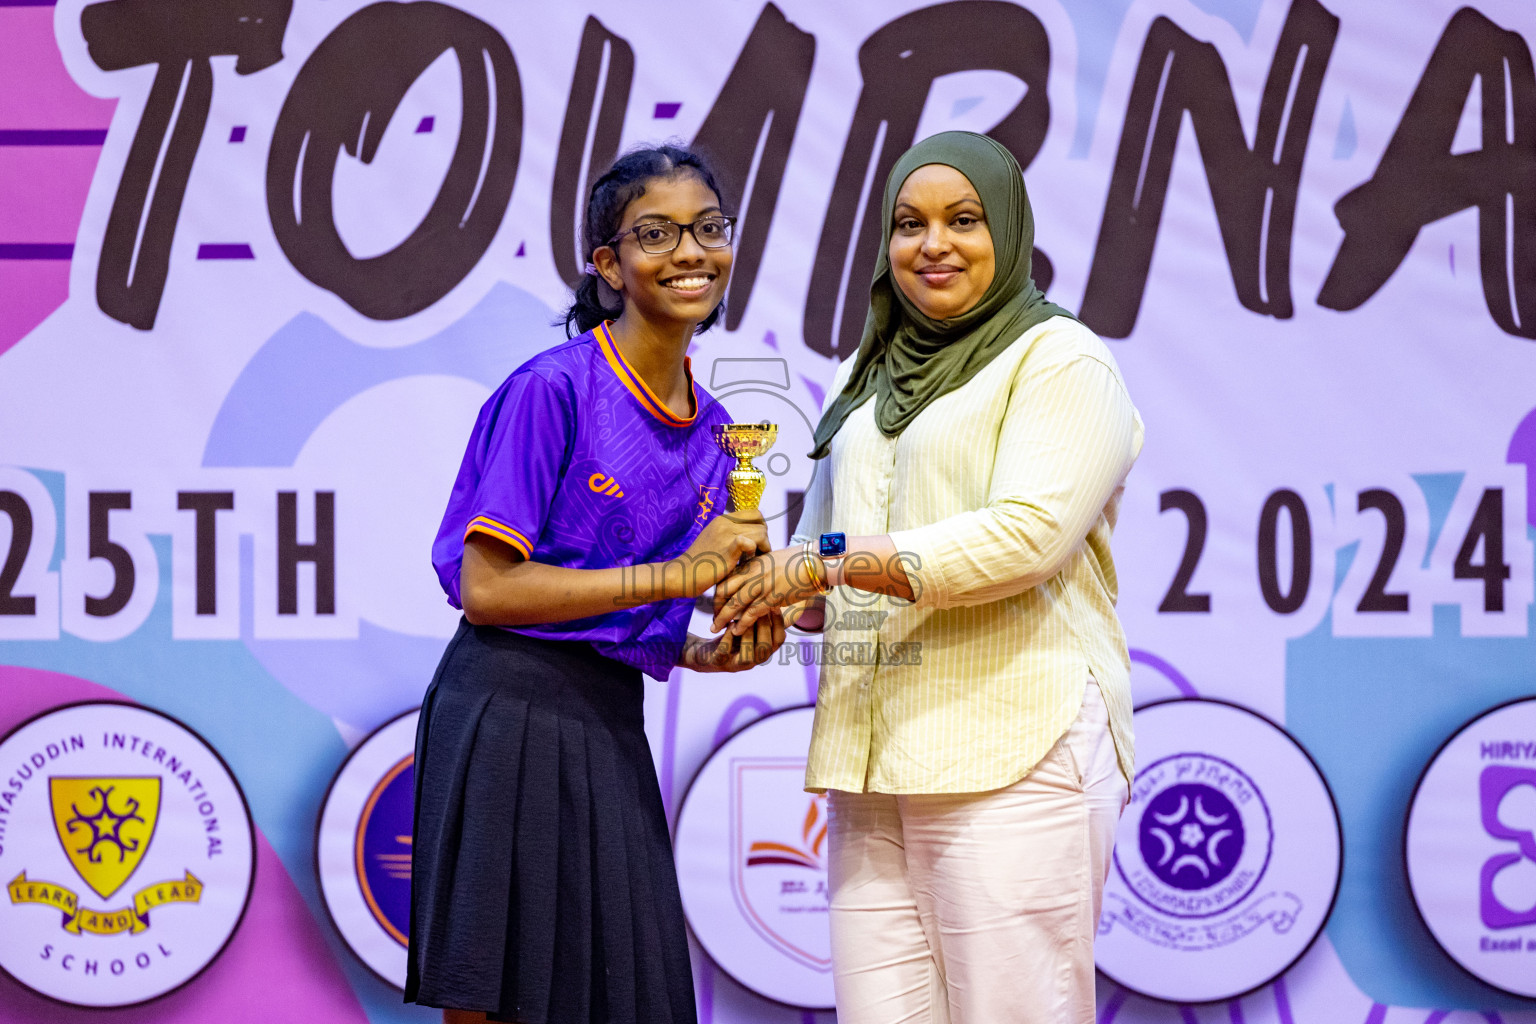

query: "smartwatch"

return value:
[818, 532, 848, 561]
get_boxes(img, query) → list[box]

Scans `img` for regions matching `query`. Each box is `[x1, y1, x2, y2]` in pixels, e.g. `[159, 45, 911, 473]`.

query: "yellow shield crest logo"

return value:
[49, 777, 161, 900]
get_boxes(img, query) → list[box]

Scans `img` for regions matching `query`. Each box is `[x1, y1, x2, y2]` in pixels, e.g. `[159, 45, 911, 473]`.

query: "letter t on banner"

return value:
[80, 0, 293, 330]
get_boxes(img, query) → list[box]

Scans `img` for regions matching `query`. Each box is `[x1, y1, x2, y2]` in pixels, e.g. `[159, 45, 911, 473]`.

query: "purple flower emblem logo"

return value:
[1140, 783, 1246, 891]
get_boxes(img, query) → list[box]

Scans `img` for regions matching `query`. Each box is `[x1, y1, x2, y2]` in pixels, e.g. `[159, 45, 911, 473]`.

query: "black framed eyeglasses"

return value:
[606, 216, 736, 254]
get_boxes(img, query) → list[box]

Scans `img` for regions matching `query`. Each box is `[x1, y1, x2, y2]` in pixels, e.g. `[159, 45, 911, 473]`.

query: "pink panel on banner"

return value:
[0, 263, 69, 359]
[0, 9, 116, 129]
[0, 147, 100, 238]
[0, 667, 371, 1024]
[0, 7, 114, 359]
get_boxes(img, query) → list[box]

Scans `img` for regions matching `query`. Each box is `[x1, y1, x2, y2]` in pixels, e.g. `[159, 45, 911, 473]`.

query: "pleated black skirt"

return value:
[406, 619, 697, 1024]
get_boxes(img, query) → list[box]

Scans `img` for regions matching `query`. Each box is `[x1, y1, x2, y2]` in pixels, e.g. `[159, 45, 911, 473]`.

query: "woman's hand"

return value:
[712, 546, 825, 634]
[669, 510, 770, 598]
[683, 609, 787, 671]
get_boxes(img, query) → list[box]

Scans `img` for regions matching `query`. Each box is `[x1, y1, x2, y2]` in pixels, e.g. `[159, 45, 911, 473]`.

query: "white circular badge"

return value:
[316, 708, 418, 989]
[0, 702, 255, 1007]
[673, 705, 832, 1009]
[1406, 697, 1536, 998]
[1096, 699, 1341, 1003]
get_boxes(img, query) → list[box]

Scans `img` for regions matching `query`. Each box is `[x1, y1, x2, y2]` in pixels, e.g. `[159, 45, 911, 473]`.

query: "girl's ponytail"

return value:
[563, 269, 622, 337]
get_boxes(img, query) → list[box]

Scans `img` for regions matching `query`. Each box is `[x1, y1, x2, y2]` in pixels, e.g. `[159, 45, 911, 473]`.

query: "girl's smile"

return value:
[596, 174, 733, 330]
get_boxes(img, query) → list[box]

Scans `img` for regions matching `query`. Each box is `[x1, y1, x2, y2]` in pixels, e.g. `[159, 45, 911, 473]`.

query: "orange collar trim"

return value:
[595, 322, 697, 428]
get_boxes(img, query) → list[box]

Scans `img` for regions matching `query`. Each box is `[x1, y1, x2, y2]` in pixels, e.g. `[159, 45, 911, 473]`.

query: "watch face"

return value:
[818, 533, 847, 559]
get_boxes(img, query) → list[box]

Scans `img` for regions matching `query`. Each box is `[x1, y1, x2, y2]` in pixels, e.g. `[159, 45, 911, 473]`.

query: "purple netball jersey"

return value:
[432, 323, 734, 680]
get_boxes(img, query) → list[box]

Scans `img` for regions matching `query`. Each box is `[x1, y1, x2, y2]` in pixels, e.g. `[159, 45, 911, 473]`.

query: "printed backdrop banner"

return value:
[1, 0, 1534, 1020]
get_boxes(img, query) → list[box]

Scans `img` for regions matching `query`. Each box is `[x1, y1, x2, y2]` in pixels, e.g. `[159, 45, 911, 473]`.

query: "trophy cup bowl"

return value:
[712, 422, 778, 511]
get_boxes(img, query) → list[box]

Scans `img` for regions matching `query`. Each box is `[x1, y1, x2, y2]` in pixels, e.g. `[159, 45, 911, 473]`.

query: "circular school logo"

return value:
[1096, 699, 1340, 1003]
[316, 709, 418, 989]
[673, 705, 832, 1010]
[1121, 758, 1272, 917]
[1406, 697, 1536, 998]
[0, 702, 254, 1007]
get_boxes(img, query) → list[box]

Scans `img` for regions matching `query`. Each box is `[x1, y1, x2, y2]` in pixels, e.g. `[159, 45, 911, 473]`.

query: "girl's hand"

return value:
[782, 597, 826, 633]
[712, 546, 825, 634]
[670, 510, 770, 598]
[683, 609, 787, 671]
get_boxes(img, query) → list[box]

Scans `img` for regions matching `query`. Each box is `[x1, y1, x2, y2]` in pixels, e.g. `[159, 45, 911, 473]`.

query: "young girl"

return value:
[407, 144, 786, 1024]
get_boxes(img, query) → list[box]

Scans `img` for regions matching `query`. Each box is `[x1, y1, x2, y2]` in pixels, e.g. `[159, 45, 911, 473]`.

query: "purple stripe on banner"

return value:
[1364, 1003, 1388, 1024]
[0, 129, 108, 145]
[1423, 1012, 1449, 1024]
[1099, 986, 1127, 1024]
[699, 964, 715, 1024]
[712, 695, 774, 748]
[1179, 1006, 1199, 1024]
[1229, 996, 1246, 1024]
[1129, 647, 1200, 697]
[0, 243, 72, 259]
[654, 102, 682, 118]
[197, 244, 255, 260]
[1273, 977, 1296, 1024]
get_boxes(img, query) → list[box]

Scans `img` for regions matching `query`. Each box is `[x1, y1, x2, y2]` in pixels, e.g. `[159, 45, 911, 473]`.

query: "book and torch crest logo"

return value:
[674, 706, 832, 1009]
[731, 758, 831, 972]
[0, 702, 254, 1007]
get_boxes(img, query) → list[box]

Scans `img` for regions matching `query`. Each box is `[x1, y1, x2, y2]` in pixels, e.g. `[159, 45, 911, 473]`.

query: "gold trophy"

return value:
[712, 422, 778, 511]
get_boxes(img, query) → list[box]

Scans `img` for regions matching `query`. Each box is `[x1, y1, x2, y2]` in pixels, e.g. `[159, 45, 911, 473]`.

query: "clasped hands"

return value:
[677, 509, 825, 672]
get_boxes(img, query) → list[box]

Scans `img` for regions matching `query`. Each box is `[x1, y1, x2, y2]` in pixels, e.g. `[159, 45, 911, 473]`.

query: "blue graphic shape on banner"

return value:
[243, 613, 443, 727]
[199, 286, 566, 732]
[358, 757, 414, 946]
[1287, 406, 1536, 1010]
[1064, 0, 1263, 157]
[1334, 98, 1359, 159]
[1412, 472, 1465, 568]
[1291, 610, 1536, 1010]
[222, 537, 441, 729]
[21, 467, 66, 571]
[1063, 0, 1135, 158]
[204, 282, 564, 468]
[1189, 0, 1263, 41]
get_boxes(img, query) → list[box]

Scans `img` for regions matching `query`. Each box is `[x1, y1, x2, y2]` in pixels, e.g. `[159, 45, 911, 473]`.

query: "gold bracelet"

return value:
[801, 540, 830, 595]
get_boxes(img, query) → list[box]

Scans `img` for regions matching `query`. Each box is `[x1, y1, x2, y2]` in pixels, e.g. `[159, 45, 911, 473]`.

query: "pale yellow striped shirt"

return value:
[793, 315, 1142, 794]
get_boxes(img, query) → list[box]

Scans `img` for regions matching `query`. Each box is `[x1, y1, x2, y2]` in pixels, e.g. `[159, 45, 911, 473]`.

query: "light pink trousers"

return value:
[826, 682, 1127, 1024]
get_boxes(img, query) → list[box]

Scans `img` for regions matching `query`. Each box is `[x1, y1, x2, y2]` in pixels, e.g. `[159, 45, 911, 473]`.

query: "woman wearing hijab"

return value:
[713, 130, 1143, 1023]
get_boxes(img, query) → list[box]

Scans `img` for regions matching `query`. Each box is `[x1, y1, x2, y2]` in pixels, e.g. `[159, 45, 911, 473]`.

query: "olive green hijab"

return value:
[809, 131, 1074, 459]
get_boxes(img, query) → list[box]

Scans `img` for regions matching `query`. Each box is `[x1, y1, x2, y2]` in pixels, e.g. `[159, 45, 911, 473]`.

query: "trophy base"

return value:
[726, 469, 765, 512]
